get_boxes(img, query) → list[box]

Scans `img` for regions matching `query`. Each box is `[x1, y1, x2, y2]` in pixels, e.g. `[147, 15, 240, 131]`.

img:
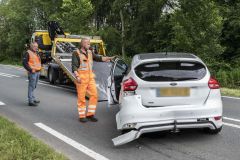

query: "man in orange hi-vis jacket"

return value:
[23, 42, 42, 107]
[72, 38, 114, 123]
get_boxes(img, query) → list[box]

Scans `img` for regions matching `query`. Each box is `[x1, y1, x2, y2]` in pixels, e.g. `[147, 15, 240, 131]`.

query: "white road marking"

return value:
[223, 122, 240, 129]
[0, 73, 13, 78]
[0, 101, 5, 105]
[223, 116, 240, 129]
[222, 96, 240, 100]
[38, 82, 75, 92]
[26, 80, 76, 92]
[223, 117, 240, 123]
[26, 80, 105, 95]
[37, 81, 106, 97]
[38, 80, 75, 90]
[34, 123, 109, 160]
[0, 64, 25, 71]
[0, 72, 20, 78]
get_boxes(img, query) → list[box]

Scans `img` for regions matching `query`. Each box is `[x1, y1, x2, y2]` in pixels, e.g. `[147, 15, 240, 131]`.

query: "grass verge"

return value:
[0, 59, 22, 67]
[221, 87, 240, 98]
[0, 116, 68, 160]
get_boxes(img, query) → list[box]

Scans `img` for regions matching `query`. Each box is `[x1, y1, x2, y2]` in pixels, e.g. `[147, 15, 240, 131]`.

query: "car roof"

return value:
[132, 52, 203, 67]
[138, 52, 197, 60]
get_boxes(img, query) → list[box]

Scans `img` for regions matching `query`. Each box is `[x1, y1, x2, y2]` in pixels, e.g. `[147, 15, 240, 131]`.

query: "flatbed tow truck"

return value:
[31, 22, 111, 100]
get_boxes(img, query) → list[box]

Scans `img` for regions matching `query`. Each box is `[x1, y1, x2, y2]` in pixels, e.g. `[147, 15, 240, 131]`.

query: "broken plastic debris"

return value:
[112, 130, 139, 146]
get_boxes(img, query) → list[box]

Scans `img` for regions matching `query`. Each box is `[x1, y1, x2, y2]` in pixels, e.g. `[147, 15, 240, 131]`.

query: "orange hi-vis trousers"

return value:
[76, 70, 98, 118]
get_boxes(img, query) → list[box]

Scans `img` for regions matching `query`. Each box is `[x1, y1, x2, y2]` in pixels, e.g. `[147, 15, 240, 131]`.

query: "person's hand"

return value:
[76, 77, 81, 83]
[32, 69, 36, 73]
[109, 56, 116, 61]
[103, 56, 115, 62]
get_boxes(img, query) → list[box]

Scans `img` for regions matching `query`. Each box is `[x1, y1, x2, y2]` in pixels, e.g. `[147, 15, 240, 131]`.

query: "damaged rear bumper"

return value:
[112, 119, 219, 146]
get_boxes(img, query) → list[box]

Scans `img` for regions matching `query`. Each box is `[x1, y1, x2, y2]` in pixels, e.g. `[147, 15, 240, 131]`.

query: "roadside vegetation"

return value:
[0, 116, 68, 160]
[0, 0, 239, 89]
[221, 88, 240, 98]
[0, 59, 22, 66]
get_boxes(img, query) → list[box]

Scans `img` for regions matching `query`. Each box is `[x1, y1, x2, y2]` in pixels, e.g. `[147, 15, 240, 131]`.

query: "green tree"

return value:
[218, 0, 240, 66]
[126, 0, 174, 55]
[0, 0, 93, 62]
[170, 0, 224, 65]
[54, 0, 93, 34]
[0, 0, 35, 60]
[91, 0, 179, 57]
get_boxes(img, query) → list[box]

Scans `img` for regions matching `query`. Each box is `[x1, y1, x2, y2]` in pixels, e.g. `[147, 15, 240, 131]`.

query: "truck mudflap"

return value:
[112, 130, 139, 146]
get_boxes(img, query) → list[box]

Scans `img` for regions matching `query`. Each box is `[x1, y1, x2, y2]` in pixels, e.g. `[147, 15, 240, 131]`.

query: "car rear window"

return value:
[134, 61, 206, 81]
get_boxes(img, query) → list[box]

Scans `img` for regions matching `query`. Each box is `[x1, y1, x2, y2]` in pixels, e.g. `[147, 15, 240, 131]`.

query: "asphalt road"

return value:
[0, 64, 240, 160]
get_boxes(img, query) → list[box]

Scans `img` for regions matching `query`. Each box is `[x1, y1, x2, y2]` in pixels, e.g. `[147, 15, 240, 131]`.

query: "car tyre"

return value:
[203, 126, 222, 134]
[121, 129, 132, 134]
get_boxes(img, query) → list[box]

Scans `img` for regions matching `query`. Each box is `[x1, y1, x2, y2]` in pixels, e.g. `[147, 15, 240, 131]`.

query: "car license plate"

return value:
[159, 87, 190, 97]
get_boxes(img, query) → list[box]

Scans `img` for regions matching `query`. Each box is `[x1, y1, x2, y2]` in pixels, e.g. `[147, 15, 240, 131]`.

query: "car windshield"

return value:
[134, 61, 206, 82]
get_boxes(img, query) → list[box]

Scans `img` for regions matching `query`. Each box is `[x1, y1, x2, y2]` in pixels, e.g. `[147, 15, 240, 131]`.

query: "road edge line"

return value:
[223, 122, 240, 129]
[222, 96, 240, 100]
[223, 117, 240, 123]
[34, 122, 109, 160]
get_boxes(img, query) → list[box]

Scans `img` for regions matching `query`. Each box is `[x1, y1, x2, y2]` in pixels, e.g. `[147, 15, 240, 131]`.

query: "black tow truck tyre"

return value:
[58, 69, 65, 84]
[48, 67, 58, 84]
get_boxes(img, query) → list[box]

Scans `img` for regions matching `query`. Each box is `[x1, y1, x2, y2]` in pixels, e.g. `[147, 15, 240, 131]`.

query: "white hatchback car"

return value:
[108, 53, 223, 146]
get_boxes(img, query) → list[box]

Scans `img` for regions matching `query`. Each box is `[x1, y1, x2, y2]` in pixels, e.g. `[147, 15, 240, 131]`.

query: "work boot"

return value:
[29, 102, 38, 107]
[87, 116, 98, 122]
[79, 118, 88, 123]
[34, 100, 40, 104]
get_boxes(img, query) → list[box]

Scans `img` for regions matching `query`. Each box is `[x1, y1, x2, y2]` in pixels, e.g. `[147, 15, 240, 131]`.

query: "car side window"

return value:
[114, 60, 128, 77]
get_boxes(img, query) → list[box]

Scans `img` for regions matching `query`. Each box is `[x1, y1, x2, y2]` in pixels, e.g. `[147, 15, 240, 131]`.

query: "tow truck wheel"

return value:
[48, 67, 58, 84]
[58, 69, 65, 84]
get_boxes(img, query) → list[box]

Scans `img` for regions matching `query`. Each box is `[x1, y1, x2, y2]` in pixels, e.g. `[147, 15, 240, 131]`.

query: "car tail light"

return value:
[123, 77, 138, 91]
[214, 116, 222, 121]
[208, 77, 220, 89]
